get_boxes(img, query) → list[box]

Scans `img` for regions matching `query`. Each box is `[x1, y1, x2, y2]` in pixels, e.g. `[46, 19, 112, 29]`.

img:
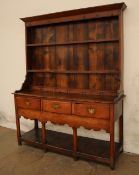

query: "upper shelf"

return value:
[27, 39, 119, 47]
[27, 69, 119, 74]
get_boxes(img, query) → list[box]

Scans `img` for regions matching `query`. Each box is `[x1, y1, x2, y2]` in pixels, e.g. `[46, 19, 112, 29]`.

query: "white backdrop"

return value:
[0, 0, 139, 154]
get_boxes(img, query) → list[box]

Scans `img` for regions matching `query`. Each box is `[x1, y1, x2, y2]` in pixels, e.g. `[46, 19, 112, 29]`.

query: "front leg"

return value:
[110, 105, 115, 169]
[41, 122, 47, 152]
[34, 119, 39, 130]
[119, 114, 123, 152]
[16, 116, 22, 145]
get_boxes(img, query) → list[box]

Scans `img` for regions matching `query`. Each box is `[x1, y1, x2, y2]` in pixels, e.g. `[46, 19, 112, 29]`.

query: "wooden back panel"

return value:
[25, 16, 120, 96]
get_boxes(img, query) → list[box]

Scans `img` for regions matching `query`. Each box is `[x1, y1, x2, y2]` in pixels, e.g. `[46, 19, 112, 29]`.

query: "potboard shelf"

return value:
[21, 128, 122, 164]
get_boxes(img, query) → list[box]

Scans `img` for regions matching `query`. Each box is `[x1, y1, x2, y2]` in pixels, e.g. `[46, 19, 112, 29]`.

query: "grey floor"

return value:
[0, 126, 139, 175]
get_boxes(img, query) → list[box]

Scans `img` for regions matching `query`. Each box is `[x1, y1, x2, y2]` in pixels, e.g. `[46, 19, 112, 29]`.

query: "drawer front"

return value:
[42, 100, 71, 114]
[15, 96, 40, 110]
[72, 103, 110, 119]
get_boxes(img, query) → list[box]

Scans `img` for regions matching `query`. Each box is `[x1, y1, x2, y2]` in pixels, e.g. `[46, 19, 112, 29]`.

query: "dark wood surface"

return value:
[14, 3, 126, 169]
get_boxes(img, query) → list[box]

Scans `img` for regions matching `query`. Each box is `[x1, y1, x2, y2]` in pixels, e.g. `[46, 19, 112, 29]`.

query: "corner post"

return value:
[110, 104, 115, 169]
[16, 116, 22, 145]
[72, 127, 78, 160]
[119, 100, 123, 152]
[42, 122, 47, 152]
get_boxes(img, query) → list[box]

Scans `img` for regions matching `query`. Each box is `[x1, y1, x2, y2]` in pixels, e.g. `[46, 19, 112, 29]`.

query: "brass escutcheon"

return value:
[53, 103, 60, 109]
[25, 101, 30, 106]
[88, 108, 95, 114]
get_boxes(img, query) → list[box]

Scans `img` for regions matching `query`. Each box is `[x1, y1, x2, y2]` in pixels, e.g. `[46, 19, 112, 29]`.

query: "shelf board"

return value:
[21, 129, 122, 164]
[27, 39, 119, 47]
[14, 91, 125, 103]
[27, 69, 119, 74]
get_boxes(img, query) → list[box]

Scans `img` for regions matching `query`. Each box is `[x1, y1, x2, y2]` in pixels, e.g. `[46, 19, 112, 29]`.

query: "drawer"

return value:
[15, 96, 41, 110]
[72, 102, 110, 119]
[42, 100, 71, 114]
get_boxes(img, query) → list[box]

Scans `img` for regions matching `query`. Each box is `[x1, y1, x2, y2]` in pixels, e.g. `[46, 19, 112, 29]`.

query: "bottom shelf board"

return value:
[21, 129, 121, 163]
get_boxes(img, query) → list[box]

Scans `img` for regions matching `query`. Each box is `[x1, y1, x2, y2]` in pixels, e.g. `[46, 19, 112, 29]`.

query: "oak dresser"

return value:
[14, 3, 126, 169]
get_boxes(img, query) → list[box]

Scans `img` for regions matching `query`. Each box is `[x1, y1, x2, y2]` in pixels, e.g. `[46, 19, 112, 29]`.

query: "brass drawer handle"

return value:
[88, 108, 95, 114]
[52, 104, 60, 109]
[25, 101, 30, 106]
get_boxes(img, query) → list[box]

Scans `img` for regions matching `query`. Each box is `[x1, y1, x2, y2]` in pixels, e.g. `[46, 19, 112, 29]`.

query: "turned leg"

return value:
[72, 127, 77, 160]
[34, 119, 38, 130]
[42, 122, 46, 152]
[110, 105, 115, 170]
[16, 116, 22, 145]
[119, 114, 123, 152]
[110, 122, 115, 170]
[34, 119, 39, 138]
